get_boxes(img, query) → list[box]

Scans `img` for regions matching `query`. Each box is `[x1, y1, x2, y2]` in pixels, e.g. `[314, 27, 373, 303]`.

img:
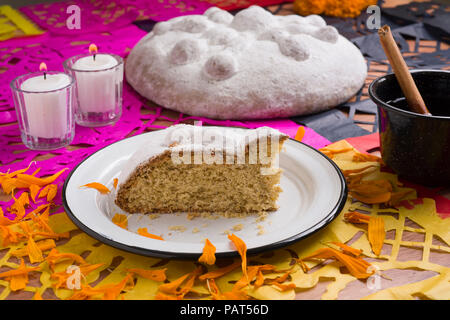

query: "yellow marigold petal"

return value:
[198, 238, 216, 265]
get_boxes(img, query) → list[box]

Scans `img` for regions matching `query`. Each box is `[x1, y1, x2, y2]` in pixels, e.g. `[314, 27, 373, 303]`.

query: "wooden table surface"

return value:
[0, 0, 448, 300]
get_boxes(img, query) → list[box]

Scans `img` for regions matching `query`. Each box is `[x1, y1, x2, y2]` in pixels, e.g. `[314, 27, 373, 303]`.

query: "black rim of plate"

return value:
[62, 131, 348, 260]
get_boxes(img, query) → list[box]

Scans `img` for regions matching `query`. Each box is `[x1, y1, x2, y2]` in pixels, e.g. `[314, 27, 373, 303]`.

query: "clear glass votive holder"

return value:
[10, 71, 75, 150]
[63, 53, 123, 127]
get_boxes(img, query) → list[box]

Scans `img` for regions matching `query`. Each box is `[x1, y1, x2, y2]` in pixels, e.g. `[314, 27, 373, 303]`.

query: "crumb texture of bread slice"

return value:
[115, 126, 288, 216]
[115, 151, 283, 215]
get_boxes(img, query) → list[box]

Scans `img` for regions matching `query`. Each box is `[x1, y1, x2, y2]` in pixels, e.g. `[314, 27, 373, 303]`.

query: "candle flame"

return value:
[39, 62, 47, 72]
[89, 43, 98, 55]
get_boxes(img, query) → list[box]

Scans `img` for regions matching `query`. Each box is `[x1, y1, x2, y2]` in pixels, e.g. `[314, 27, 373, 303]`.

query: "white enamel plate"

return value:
[63, 128, 347, 259]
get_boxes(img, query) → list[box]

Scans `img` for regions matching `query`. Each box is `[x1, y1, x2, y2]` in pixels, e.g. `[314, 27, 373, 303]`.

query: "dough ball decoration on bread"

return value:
[204, 53, 238, 80]
[126, 5, 367, 119]
[169, 39, 205, 65]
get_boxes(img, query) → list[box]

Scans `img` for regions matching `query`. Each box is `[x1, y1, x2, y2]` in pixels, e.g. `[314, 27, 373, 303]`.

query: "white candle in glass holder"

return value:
[72, 53, 123, 113]
[21, 73, 71, 139]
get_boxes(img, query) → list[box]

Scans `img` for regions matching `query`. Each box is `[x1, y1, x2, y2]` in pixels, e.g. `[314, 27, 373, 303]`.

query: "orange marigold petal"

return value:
[33, 290, 43, 300]
[228, 234, 248, 282]
[157, 266, 202, 298]
[388, 190, 414, 206]
[0, 208, 15, 226]
[26, 236, 44, 263]
[128, 268, 167, 282]
[137, 227, 163, 240]
[319, 147, 353, 159]
[10, 192, 30, 220]
[16, 168, 67, 188]
[253, 270, 264, 289]
[331, 242, 362, 257]
[344, 212, 371, 224]
[198, 238, 216, 265]
[80, 182, 110, 194]
[100, 273, 134, 300]
[199, 261, 241, 281]
[368, 216, 385, 256]
[112, 213, 128, 229]
[273, 282, 296, 291]
[51, 263, 104, 289]
[46, 184, 58, 202]
[352, 153, 384, 164]
[294, 126, 305, 142]
[10, 273, 28, 291]
[0, 259, 40, 291]
[29, 185, 41, 202]
[154, 292, 183, 300]
[302, 247, 373, 279]
[12, 239, 56, 257]
[45, 248, 87, 271]
[296, 259, 310, 273]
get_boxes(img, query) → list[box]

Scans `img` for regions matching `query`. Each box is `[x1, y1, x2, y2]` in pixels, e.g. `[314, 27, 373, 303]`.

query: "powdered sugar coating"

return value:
[204, 7, 233, 25]
[203, 52, 238, 80]
[126, 5, 367, 119]
[117, 124, 288, 185]
[169, 38, 206, 65]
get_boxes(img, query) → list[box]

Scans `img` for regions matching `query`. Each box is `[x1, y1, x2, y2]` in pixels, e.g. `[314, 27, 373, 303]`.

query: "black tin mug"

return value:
[369, 70, 450, 187]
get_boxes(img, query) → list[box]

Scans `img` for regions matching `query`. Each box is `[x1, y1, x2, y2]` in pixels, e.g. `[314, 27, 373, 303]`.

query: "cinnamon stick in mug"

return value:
[378, 25, 431, 115]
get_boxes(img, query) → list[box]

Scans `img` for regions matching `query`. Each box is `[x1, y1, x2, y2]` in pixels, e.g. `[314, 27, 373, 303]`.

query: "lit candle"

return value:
[64, 43, 124, 126]
[21, 63, 71, 138]
[10, 62, 75, 150]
